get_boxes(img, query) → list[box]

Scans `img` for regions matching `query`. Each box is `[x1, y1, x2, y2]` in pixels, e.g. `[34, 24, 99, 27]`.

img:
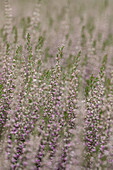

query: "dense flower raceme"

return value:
[84, 56, 112, 169]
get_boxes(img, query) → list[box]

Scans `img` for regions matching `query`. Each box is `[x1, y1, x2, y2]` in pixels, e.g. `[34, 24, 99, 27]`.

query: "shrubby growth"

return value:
[0, 0, 113, 169]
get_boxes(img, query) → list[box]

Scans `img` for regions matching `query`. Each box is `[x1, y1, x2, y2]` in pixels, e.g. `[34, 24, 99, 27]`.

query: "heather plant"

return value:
[1, 0, 113, 170]
[106, 71, 113, 169]
[84, 54, 111, 169]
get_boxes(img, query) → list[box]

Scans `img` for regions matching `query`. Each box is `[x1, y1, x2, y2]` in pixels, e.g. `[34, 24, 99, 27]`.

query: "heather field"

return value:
[0, 0, 113, 169]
